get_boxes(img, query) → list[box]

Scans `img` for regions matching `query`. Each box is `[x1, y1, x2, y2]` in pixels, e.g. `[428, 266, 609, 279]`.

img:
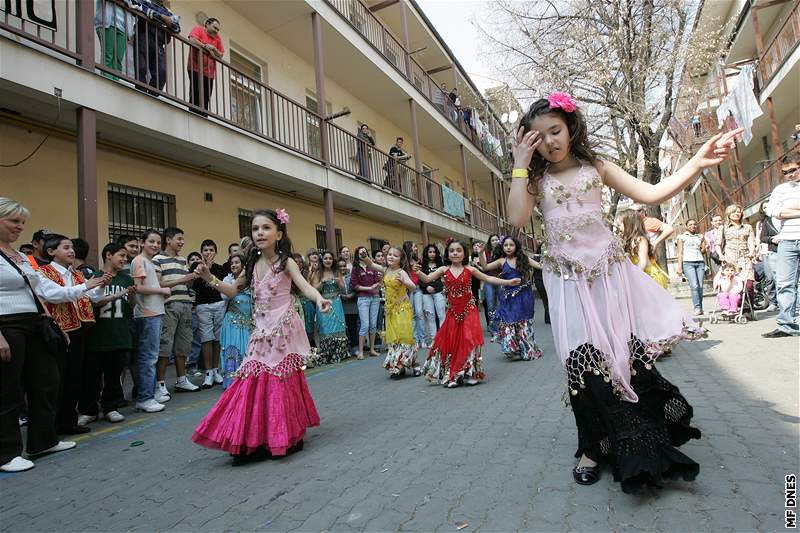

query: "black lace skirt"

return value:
[567, 342, 701, 494]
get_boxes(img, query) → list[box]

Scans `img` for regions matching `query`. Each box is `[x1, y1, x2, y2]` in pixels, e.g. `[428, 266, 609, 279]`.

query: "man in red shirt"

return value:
[187, 17, 224, 116]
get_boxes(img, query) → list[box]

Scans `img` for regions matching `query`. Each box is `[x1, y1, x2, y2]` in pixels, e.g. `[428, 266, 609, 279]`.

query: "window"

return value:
[238, 208, 253, 238]
[369, 238, 386, 255]
[315, 224, 343, 252]
[107, 184, 176, 243]
[306, 93, 332, 160]
[229, 50, 264, 134]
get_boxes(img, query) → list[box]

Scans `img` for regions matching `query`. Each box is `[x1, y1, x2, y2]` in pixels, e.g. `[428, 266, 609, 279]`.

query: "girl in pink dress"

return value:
[506, 92, 742, 493]
[192, 209, 331, 465]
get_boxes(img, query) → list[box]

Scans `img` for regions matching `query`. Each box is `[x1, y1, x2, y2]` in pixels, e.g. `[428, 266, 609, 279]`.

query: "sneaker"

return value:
[765, 304, 778, 312]
[105, 410, 125, 423]
[186, 366, 203, 377]
[154, 385, 171, 404]
[213, 369, 224, 385]
[76, 414, 97, 427]
[1, 456, 35, 472]
[464, 378, 479, 386]
[135, 399, 165, 413]
[28, 441, 76, 457]
[202, 371, 214, 389]
[18, 415, 27, 427]
[693, 309, 703, 316]
[174, 379, 200, 393]
[445, 381, 459, 388]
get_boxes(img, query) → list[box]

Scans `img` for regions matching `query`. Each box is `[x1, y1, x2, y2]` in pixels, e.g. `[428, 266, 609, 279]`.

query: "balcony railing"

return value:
[0, 0, 507, 236]
[322, 0, 508, 169]
[697, 140, 799, 225]
[757, 1, 800, 90]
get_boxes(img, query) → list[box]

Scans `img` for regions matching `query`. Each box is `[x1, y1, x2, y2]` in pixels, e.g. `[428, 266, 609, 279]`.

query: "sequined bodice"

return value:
[226, 288, 254, 329]
[538, 164, 625, 283]
[383, 271, 411, 313]
[318, 277, 342, 300]
[443, 268, 475, 322]
[251, 266, 293, 327]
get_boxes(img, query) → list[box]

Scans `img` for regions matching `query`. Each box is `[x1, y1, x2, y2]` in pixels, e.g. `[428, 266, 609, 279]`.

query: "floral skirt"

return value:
[318, 334, 349, 365]
[568, 341, 700, 494]
[383, 343, 418, 376]
[422, 347, 485, 385]
[494, 319, 542, 361]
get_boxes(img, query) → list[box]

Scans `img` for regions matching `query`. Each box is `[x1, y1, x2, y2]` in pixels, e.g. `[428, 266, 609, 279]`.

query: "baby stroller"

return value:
[709, 268, 757, 324]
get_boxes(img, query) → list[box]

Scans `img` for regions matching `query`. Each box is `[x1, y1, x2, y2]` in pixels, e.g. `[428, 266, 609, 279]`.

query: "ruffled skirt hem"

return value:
[493, 318, 542, 361]
[383, 343, 418, 375]
[423, 348, 485, 384]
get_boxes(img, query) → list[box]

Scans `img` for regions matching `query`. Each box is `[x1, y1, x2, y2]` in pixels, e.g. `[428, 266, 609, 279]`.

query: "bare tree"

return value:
[478, 0, 725, 263]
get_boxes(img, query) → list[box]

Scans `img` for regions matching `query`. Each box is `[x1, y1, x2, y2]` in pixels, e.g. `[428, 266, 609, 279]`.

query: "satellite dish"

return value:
[501, 112, 509, 124]
[509, 110, 519, 123]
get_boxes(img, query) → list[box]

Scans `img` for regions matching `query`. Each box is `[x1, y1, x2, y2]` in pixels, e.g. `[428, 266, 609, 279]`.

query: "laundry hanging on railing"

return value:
[716, 64, 763, 145]
[442, 185, 466, 218]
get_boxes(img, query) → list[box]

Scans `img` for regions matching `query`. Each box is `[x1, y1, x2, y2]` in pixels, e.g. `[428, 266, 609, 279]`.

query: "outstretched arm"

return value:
[599, 129, 742, 205]
[396, 269, 418, 291]
[415, 265, 446, 283]
[194, 264, 244, 299]
[286, 258, 331, 313]
[527, 256, 542, 270]
[652, 222, 674, 249]
[466, 265, 519, 286]
[360, 252, 386, 274]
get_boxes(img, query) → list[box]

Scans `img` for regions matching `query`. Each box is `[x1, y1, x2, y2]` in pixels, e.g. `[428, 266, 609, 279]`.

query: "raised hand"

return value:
[512, 127, 542, 169]
[317, 298, 332, 313]
[692, 128, 743, 169]
[194, 263, 212, 282]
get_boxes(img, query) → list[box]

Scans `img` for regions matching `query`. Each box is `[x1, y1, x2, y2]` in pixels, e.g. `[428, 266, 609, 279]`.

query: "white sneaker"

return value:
[135, 399, 165, 413]
[766, 304, 778, 312]
[202, 371, 214, 389]
[77, 414, 96, 427]
[28, 441, 76, 457]
[174, 379, 200, 392]
[154, 383, 171, 403]
[105, 410, 125, 423]
[1, 456, 35, 472]
[465, 378, 479, 386]
[213, 368, 224, 385]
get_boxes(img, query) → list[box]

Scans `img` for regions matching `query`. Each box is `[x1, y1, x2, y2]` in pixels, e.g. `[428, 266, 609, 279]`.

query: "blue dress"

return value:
[220, 287, 254, 388]
[492, 261, 542, 361]
[316, 278, 349, 364]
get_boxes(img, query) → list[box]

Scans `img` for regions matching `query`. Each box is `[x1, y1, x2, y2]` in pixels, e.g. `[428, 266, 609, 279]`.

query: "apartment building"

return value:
[0, 0, 534, 260]
[664, 0, 799, 226]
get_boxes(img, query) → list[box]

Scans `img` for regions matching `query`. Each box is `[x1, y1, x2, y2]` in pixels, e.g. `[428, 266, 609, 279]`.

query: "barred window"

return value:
[107, 183, 176, 243]
[368, 238, 386, 255]
[238, 208, 253, 238]
[315, 224, 342, 253]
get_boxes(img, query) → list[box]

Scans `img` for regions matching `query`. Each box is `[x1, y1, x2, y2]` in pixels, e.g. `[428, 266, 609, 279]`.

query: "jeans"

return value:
[682, 261, 706, 311]
[410, 288, 425, 344]
[775, 239, 800, 334]
[761, 252, 778, 306]
[482, 283, 499, 332]
[135, 315, 162, 402]
[422, 291, 447, 341]
[356, 295, 380, 336]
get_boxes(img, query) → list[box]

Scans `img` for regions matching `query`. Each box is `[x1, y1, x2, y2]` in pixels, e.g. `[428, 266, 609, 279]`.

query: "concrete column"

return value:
[77, 107, 99, 266]
[76, 0, 95, 68]
[460, 145, 469, 198]
[323, 189, 336, 254]
[420, 221, 429, 248]
[409, 99, 424, 202]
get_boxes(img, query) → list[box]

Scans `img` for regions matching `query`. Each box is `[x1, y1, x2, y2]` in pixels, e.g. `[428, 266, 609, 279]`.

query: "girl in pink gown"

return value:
[506, 92, 742, 493]
[192, 209, 331, 465]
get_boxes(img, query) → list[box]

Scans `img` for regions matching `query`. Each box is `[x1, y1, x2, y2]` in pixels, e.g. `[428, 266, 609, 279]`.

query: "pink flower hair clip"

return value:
[548, 92, 577, 113]
[276, 208, 290, 224]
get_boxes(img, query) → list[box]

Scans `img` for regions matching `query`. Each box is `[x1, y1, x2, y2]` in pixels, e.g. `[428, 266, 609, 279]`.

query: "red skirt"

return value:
[428, 306, 484, 381]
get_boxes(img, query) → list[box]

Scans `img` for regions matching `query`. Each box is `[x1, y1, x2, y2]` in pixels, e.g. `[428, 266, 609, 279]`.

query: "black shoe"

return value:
[286, 440, 304, 455]
[573, 465, 600, 485]
[762, 329, 795, 338]
[58, 425, 91, 435]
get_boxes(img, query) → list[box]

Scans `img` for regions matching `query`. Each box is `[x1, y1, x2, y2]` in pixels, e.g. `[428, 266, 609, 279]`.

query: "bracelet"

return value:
[511, 168, 529, 179]
[210, 276, 220, 287]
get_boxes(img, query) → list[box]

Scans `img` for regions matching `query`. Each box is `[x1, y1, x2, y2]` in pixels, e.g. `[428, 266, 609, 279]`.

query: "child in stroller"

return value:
[711, 263, 750, 323]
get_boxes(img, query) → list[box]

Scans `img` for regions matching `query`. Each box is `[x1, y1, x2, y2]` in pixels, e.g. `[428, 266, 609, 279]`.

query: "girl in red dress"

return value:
[416, 240, 520, 388]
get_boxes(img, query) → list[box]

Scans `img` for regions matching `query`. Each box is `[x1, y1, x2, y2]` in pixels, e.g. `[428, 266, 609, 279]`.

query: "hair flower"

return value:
[548, 92, 577, 113]
[276, 208, 290, 224]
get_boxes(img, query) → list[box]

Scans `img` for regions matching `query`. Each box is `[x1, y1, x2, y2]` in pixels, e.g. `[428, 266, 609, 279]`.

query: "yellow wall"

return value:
[1, 121, 435, 260]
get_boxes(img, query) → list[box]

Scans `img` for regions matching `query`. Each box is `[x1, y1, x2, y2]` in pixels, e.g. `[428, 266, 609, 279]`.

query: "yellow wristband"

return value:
[511, 168, 529, 179]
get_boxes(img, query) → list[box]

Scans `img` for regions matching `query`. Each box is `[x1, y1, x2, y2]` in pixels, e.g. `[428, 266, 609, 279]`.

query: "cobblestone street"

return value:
[1, 299, 798, 532]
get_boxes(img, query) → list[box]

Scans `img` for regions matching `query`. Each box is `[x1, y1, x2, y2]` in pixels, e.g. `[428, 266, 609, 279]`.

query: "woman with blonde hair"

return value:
[715, 204, 755, 283]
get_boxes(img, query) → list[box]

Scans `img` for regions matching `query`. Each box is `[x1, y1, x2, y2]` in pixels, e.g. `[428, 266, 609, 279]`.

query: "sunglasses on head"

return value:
[782, 167, 799, 176]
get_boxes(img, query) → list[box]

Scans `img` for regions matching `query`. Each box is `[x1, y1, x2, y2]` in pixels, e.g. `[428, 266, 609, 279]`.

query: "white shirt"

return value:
[767, 181, 800, 240]
[677, 232, 705, 262]
[0, 252, 39, 315]
[35, 261, 104, 304]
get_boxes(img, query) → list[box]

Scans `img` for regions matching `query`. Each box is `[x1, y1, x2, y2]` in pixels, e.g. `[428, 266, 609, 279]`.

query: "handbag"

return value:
[0, 248, 68, 353]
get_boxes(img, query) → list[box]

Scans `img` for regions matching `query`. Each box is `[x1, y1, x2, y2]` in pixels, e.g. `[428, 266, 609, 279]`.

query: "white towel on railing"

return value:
[716, 64, 763, 145]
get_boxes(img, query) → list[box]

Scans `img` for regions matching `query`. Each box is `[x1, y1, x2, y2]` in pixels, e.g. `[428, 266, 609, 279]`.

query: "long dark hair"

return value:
[518, 98, 598, 196]
[445, 239, 468, 266]
[422, 244, 443, 269]
[244, 208, 294, 289]
[498, 236, 532, 281]
[402, 240, 418, 265]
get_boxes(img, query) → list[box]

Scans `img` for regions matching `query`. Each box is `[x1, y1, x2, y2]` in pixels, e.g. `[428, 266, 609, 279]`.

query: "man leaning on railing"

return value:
[128, 0, 180, 95]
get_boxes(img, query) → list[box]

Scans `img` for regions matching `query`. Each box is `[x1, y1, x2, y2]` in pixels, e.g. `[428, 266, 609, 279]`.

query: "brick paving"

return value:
[1, 297, 797, 532]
